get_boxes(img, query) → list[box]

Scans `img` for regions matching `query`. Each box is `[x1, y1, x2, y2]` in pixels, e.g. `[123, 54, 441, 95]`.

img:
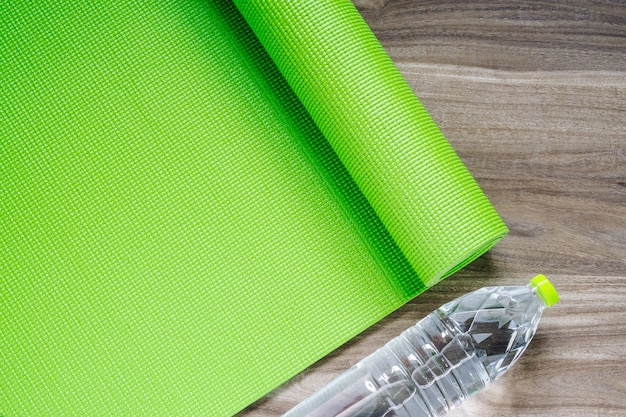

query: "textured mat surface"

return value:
[0, 1, 507, 416]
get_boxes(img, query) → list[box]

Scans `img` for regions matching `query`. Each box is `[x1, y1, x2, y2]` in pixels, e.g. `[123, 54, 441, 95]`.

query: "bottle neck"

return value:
[529, 284, 548, 310]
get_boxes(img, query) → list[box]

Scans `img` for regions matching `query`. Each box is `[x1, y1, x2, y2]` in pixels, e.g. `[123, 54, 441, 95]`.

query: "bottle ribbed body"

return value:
[285, 313, 488, 417]
[284, 281, 552, 417]
[354, 313, 489, 417]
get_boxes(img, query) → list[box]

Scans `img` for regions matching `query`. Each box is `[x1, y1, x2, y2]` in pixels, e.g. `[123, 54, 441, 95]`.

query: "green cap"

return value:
[530, 274, 559, 307]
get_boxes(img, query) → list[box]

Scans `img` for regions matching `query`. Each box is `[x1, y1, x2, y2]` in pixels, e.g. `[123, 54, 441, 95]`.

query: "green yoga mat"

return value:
[0, 1, 508, 416]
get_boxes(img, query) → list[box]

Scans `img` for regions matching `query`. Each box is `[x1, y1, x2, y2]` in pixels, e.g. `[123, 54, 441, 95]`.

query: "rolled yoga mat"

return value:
[236, 0, 507, 286]
[0, 1, 508, 416]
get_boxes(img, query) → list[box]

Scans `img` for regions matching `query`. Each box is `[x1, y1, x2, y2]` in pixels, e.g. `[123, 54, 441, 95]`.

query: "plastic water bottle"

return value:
[283, 275, 559, 417]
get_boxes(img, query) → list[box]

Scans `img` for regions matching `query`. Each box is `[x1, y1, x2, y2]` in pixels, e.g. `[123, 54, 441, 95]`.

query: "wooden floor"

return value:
[239, 1, 626, 416]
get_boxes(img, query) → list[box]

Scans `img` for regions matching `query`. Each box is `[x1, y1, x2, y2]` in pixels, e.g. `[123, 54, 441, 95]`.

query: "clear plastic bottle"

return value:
[283, 275, 559, 417]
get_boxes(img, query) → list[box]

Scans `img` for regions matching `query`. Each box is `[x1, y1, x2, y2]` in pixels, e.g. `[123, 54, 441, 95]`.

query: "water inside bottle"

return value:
[284, 280, 553, 417]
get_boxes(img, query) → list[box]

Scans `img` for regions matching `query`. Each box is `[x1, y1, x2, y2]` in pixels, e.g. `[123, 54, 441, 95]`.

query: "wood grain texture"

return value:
[238, 1, 626, 416]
